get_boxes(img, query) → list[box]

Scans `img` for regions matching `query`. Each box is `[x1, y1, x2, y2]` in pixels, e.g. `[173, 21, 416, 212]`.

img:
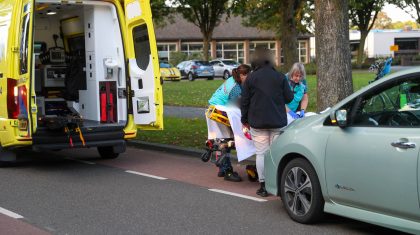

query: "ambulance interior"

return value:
[33, 1, 127, 133]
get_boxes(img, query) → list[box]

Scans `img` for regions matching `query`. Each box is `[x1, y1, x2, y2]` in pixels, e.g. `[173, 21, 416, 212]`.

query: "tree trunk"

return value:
[315, 0, 353, 112]
[202, 32, 211, 61]
[280, 0, 299, 70]
[356, 30, 369, 67]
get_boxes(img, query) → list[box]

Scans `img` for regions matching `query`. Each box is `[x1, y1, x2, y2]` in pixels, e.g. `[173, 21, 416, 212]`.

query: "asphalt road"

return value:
[0, 147, 408, 234]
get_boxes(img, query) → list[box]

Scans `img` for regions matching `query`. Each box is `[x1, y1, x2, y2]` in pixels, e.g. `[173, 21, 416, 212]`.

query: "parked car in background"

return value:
[264, 67, 420, 234]
[210, 59, 239, 80]
[159, 61, 181, 81]
[176, 60, 215, 81]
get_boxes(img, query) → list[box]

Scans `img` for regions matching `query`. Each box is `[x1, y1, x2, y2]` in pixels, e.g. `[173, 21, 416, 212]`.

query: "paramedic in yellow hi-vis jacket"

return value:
[206, 64, 253, 182]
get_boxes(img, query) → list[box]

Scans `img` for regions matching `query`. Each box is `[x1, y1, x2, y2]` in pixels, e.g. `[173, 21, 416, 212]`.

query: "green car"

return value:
[265, 67, 420, 234]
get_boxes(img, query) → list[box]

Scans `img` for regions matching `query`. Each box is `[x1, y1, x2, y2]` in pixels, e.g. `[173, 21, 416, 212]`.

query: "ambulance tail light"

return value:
[17, 86, 28, 131]
[7, 78, 19, 119]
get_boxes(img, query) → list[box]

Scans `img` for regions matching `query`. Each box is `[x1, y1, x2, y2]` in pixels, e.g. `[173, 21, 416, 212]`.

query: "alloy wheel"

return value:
[284, 166, 313, 216]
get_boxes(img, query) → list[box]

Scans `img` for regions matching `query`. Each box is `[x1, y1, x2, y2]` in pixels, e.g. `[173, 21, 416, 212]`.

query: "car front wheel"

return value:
[223, 70, 230, 80]
[280, 158, 324, 224]
[188, 72, 195, 81]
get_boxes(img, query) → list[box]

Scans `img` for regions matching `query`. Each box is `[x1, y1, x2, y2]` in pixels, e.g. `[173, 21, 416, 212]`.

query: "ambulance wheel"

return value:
[98, 146, 119, 159]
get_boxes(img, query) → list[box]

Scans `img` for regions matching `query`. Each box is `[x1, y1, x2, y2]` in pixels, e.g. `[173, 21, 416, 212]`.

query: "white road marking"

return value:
[208, 189, 268, 202]
[125, 170, 167, 180]
[0, 207, 24, 219]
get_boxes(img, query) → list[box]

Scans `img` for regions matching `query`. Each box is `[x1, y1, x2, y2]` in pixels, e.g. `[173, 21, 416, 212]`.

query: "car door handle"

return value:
[391, 141, 416, 149]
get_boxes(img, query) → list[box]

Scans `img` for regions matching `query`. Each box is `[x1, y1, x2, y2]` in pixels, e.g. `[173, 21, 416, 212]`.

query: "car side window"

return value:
[352, 77, 420, 127]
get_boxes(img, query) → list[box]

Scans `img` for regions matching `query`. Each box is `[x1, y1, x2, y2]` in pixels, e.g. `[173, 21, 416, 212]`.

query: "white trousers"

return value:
[250, 128, 281, 182]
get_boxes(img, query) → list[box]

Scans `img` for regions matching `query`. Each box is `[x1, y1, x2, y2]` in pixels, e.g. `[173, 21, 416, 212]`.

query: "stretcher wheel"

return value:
[201, 151, 212, 162]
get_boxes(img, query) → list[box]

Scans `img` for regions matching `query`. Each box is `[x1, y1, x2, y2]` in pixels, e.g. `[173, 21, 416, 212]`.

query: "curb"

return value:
[127, 140, 205, 158]
[127, 140, 256, 164]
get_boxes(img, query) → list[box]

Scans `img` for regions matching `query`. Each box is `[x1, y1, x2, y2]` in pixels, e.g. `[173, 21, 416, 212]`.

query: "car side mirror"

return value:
[334, 109, 348, 128]
[219, 63, 224, 67]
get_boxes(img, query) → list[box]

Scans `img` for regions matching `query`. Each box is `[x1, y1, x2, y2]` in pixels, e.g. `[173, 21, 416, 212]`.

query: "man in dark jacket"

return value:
[241, 48, 294, 197]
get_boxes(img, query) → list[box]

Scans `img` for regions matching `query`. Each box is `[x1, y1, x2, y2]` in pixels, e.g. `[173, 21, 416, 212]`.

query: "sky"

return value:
[382, 4, 416, 22]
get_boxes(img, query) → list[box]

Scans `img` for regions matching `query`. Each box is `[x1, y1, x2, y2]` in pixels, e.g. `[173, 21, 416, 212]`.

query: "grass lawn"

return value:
[137, 117, 207, 149]
[163, 71, 377, 112]
[138, 71, 377, 149]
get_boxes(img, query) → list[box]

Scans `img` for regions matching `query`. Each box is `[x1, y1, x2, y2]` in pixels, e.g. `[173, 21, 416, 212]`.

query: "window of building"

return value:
[395, 38, 419, 50]
[216, 42, 244, 63]
[298, 41, 307, 63]
[280, 40, 308, 64]
[181, 42, 210, 56]
[249, 41, 276, 51]
[157, 43, 176, 61]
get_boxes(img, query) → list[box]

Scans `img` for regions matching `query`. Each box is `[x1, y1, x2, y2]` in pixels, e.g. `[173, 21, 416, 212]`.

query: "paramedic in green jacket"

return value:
[208, 64, 251, 182]
[286, 62, 308, 119]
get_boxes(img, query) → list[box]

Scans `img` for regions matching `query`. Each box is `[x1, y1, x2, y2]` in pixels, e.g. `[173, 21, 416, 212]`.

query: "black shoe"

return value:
[256, 182, 268, 197]
[224, 171, 242, 182]
[217, 171, 225, 177]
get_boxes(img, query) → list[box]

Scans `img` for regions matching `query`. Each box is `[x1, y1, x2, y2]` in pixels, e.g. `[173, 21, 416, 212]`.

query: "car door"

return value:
[124, 0, 163, 130]
[177, 61, 186, 77]
[325, 74, 420, 221]
[211, 60, 221, 76]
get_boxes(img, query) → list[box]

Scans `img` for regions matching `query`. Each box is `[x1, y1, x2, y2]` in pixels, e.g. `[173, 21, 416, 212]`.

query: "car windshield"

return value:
[160, 62, 172, 68]
[222, 60, 238, 66]
[195, 61, 210, 66]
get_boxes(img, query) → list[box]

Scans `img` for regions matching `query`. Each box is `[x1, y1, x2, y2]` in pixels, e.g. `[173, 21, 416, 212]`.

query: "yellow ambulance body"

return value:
[0, 0, 163, 160]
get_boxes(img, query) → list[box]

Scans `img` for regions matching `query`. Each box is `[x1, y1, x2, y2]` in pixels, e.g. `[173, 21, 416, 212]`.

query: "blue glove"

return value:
[299, 109, 305, 118]
[288, 110, 299, 119]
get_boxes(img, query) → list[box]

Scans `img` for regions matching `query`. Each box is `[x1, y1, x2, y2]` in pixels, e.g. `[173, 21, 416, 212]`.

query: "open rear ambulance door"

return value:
[13, 0, 35, 146]
[124, 0, 163, 130]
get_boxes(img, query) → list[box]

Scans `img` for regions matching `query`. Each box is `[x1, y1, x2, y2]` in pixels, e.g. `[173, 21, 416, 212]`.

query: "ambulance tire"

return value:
[97, 146, 119, 159]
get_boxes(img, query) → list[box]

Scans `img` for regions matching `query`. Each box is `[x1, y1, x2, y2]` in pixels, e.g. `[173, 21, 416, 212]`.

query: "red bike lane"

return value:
[62, 147, 277, 201]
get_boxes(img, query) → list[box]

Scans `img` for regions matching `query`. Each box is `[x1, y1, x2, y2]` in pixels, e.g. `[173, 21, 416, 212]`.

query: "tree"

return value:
[233, 0, 311, 70]
[349, 0, 386, 66]
[315, 0, 353, 111]
[391, 20, 420, 29]
[372, 11, 393, 29]
[169, 0, 231, 61]
[150, 0, 174, 28]
[393, 0, 420, 24]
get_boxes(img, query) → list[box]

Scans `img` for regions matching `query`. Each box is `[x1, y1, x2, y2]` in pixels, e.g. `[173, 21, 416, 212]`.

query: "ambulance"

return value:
[0, 0, 163, 161]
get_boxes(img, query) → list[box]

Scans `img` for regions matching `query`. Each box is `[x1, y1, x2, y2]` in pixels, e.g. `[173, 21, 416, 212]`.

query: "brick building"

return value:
[154, 15, 312, 66]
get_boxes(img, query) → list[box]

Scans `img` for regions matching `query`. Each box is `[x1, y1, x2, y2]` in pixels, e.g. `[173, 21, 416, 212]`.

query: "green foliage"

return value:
[136, 117, 207, 149]
[168, 0, 232, 60]
[372, 11, 393, 29]
[169, 52, 188, 66]
[163, 72, 375, 109]
[163, 79, 224, 107]
[150, 0, 174, 28]
[304, 62, 317, 75]
[188, 52, 206, 61]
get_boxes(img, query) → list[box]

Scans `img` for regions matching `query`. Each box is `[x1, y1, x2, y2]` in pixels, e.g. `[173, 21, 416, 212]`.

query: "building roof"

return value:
[155, 14, 311, 41]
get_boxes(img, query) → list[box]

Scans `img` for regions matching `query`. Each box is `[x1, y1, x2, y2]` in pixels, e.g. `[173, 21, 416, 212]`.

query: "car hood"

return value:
[282, 112, 330, 132]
